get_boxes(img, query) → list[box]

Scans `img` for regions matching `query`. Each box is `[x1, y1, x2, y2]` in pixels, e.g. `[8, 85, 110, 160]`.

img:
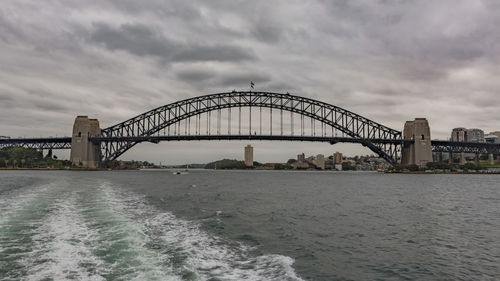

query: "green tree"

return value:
[342, 162, 355, 170]
[274, 163, 292, 170]
[205, 159, 247, 169]
[407, 164, 420, 171]
[462, 162, 477, 171]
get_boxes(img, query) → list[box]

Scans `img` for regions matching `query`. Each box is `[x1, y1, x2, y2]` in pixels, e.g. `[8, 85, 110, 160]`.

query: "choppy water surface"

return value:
[0, 170, 499, 280]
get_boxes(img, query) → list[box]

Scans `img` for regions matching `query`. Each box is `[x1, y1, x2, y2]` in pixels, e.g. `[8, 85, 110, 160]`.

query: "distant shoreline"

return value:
[1, 167, 500, 174]
[387, 171, 500, 175]
[0, 167, 104, 171]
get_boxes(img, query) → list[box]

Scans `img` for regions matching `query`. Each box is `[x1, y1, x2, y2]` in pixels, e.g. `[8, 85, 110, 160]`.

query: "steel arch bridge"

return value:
[98, 91, 402, 164]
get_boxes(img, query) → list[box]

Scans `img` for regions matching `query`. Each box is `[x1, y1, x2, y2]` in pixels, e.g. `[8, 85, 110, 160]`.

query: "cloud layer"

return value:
[1, 0, 500, 163]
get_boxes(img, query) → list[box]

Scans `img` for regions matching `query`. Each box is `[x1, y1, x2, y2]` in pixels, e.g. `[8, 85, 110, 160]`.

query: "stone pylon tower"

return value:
[244, 144, 254, 167]
[70, 116, 101, 168]
[401, 118, 433, 167]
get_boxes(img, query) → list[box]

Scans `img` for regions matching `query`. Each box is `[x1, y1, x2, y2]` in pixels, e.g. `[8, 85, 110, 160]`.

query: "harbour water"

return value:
[0, 170, 499, 280]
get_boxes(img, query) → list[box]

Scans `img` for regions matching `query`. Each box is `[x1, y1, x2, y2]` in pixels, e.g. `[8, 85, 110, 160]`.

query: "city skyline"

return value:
[2, 1, 500, 164]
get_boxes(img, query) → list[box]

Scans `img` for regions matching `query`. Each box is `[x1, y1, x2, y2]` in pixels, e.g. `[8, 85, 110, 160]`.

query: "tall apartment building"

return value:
[468, 128, 484, 142]
[297, 153, 305, 162]
[451, 128, 468, 142]
[244, 145, 254, 167]
[451, 128, 484, 142]
[313, 154, 325, 170]
[333, 152, 343, 164]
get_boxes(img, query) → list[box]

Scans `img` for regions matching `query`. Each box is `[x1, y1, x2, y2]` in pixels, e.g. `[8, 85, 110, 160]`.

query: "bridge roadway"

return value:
[91, 135, 407, 145]
[2, 135, 500, 155]
[0, 137, 72, 150]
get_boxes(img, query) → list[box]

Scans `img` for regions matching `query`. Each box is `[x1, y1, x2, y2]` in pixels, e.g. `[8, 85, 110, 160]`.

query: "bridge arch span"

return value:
[100, 91, 402, 164]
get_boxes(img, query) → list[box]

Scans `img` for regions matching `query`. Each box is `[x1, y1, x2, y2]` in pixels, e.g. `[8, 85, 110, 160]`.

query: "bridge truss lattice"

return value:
[99, 91, 403, 164]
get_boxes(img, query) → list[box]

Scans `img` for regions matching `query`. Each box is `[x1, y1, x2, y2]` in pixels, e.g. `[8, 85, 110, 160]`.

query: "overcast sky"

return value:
[1, 0, 500, 164]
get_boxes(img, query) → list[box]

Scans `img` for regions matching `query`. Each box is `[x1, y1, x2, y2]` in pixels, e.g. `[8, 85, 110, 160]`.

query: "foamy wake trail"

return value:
[24, 196, 106, 281]
[99, 182, 304, 281]
[0, 183, 53, 225]
[0, 181, 66, 261]
[86, 183, 182, 281]
[0, 179, 93, 280]
[2, 180, 303, 280]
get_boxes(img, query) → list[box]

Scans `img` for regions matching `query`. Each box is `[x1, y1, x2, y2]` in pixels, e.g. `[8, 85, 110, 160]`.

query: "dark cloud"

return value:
[264, 82, 300, 93]
[106, 0, 200, 19]
[0, 92, 13, 101]
[174, 45, 255, 62]
[33, 100, 69, 112]
[176, 69, 216, 83]
[88, 23, 255, 62]
[0, 11, 24, 43]
[251, 18, 284, 43]
[88, 23, 176, 58]
[219, 72, 271, 87]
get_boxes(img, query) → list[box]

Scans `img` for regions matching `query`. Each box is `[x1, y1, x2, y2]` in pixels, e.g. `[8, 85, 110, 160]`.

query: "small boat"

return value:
[174, 170, 181, 175]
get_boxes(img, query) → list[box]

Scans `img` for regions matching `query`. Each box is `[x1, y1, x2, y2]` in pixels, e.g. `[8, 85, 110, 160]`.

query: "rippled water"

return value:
[0, 170, 499, 280]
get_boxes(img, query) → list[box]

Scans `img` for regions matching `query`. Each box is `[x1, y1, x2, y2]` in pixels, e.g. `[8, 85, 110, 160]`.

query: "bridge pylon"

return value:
[401, 118, 433, 167]
[70, 116, 101, 168]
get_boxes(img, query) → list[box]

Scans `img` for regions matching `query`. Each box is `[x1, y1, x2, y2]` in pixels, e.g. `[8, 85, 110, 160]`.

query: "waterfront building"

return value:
[244, 144, 253, 167]
[467, 128, 484, 142]
[313, 154, 325, 170]
[451, 127, 468, 142]
[333, 152, 343, 164]
[485, 135, 500, 143]
[451, 128, 484, 142]
[297, 153, 305, 162]
[292, 161, 310, 169]
[324, 158, 335, 169]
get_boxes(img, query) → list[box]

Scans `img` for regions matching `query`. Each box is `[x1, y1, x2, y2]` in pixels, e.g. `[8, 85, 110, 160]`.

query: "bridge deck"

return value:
[91, 135, 405, 144]
[0, 137, 72, 149]
[2, 136, 500, 154]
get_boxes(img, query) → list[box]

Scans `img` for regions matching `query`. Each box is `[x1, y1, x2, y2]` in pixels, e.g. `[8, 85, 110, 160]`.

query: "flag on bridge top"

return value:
[250, 81, 255, 89]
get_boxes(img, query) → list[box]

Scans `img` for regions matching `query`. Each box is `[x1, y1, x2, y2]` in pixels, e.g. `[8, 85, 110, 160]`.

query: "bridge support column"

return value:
[488, 153, 494, 165]
[459, 152, 466, 165]
[474, 153, 480, 166]
[401, 118, 432, 167]
[70, 116, 101, 168]
[448, 152, 453, 164]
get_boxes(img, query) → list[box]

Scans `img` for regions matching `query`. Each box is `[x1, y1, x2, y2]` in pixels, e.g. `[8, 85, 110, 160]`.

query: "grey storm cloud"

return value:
[88, 23, 255, 62]
[1, 0, 500, 163]
[220, 73, 271, 87]
[89, 23, 177, 58]
[176, 69, 216, 83]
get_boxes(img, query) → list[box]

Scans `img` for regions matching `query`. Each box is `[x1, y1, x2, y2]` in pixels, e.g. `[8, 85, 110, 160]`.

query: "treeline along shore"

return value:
[2, 147, 500, 173]
[0, 146, 73, 169]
